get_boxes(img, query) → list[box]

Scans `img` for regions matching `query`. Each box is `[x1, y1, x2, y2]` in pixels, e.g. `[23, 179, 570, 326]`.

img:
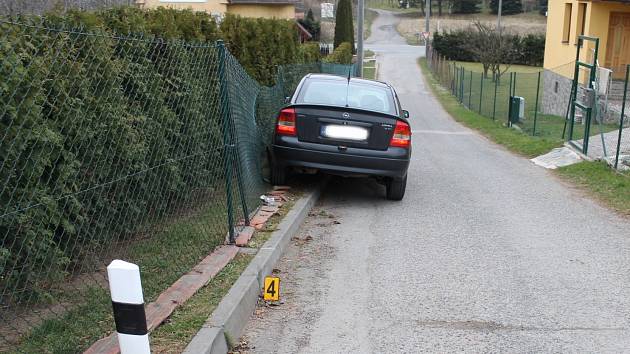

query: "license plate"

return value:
[322, 125, 369, 141]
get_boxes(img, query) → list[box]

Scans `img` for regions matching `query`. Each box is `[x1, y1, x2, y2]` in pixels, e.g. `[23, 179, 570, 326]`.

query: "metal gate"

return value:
[565, 35, 600, 155]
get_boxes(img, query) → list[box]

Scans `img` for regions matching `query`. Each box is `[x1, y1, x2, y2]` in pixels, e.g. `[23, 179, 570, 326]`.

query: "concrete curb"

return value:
[183, 183, 324, 354]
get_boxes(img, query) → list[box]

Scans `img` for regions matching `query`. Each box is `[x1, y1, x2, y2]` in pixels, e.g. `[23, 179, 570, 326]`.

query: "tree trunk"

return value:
[438, 0, 442, 16]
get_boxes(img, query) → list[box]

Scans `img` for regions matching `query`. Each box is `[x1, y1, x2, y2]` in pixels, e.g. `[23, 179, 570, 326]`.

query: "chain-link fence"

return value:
[427, 48, 630, 168]
[0, 19, 356, 352]
[428, 48, 551, 136]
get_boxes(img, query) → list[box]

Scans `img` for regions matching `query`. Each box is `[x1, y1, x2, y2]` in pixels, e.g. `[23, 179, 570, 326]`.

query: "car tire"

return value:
[271, 162, 287, 186]
[261, 149, 272, 183]
[386, 175, 407, 201]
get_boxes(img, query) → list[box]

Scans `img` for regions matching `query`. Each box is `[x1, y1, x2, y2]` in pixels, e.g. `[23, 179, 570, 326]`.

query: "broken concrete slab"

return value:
[531, 147, 583, 170]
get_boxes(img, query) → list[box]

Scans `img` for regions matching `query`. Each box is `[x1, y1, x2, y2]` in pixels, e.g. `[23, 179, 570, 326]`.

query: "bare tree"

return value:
[463, 21, 515, 79]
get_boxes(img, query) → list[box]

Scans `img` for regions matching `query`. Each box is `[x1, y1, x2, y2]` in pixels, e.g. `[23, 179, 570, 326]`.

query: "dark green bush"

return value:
[490, 0, 523, 15]
[323, 42, 353, 64]
[451, 0, 482, 14]
[0, 15, 226, 304]
[299, 8, 320, 41]
[333, 0, 354, 50]
[521, 33, 545, 66]
[432, 29, 545, 67]
[432, 31, 475, 62]
[0, 6, 315, 305]
[300, 42, 322, 63]
[220, 14, 302, 85]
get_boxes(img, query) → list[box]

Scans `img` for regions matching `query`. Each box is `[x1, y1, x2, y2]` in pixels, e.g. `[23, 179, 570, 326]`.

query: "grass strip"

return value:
[418, 58, 630, 216]
[418, 58, 562, 158]
[363, 67, 376, 80]
[556, 162, 630, 216]
[149, 253, 254, 353]
[13, 201, 228, 353]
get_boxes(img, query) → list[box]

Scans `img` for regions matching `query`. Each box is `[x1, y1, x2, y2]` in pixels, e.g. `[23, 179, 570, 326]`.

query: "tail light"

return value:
[276, 108, 297, 136]
[390, 120, 411, 148]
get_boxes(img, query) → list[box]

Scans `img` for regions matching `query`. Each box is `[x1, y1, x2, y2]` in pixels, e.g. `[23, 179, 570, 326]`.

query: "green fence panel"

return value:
[0, 18, 358, 351]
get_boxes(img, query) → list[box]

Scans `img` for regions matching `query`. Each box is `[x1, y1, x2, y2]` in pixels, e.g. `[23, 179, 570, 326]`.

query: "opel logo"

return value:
[342, 112, 350, 119]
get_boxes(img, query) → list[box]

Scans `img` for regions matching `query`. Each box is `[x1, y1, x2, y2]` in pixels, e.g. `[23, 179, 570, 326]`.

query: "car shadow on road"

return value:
[318, 175, 389, 203]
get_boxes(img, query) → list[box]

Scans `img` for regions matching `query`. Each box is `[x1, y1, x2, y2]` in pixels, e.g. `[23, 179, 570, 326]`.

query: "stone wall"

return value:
[541, 69, 573, 117]
[542, 69, 628, 124]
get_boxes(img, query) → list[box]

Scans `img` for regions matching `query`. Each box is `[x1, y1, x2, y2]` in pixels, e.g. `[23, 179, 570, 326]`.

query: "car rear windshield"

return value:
[296, 79, 397, 115]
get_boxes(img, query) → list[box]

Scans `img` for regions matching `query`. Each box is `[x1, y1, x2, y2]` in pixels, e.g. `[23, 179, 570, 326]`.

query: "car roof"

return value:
[305, 73, 393, 90]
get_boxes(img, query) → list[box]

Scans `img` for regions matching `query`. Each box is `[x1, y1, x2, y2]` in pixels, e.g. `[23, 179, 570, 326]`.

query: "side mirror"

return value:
[403, 110, 410, 119]
[284, 96, 291, 104]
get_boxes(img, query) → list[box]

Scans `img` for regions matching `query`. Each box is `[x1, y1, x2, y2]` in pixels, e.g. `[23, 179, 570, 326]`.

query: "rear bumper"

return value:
[272, 138, 410, 178]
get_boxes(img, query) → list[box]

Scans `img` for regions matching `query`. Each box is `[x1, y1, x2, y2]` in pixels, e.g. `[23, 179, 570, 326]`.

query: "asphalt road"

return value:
[240, 10, 630, 353]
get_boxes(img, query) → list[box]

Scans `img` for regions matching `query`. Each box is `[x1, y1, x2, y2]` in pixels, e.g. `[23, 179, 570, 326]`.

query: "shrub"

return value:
[323, 42, 353, 64]
[220, 14, 302, 85]
[432, 31, 475, 62]
[300, 42, 322, 63]
[333, 0, 354, 51]
[521, 33, 545, 66]
[0, 13, 228, 304]
[451, 0, 482, 14]
[299, 8, 320, 41]
[433, 29, 545, 67]
[0, 6, 315, 305]
[490, 0, 523, 15]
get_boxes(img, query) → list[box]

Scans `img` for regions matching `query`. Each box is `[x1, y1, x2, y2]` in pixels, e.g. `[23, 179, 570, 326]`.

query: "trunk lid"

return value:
[294, 105, 398, 151]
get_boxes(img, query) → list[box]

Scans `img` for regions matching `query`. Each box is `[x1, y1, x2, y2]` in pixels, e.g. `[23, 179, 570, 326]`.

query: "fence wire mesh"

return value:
[428, 49, 630, 168]
[0, 19, 356, 352]
[428, 49, 547, 135]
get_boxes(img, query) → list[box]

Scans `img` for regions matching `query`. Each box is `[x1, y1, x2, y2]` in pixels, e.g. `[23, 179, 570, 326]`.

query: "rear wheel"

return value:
[271, 161, 287, 186]
[261, 149, 272, 183]
[386, 175, 407, 201]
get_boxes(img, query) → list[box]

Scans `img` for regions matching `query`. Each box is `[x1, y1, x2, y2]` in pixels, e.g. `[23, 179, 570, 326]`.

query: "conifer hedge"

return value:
[0, 6, 320, 303]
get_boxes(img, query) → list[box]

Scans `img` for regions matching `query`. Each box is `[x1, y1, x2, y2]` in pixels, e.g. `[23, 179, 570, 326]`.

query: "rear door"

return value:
[294, 106, 397, 151]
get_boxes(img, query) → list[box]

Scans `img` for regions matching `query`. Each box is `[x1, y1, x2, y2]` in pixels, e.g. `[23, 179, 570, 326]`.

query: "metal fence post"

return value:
[468, 71, 473, 108]
[493, 74, 498, 120]
[507, 72, 514, 125]
[513, 72, 517, 96]
[615, 65, 629, 170]
[460, 67, 464, 103]
[451, 63, 456, 95]
[459, 67, 463, 103]
[451, 62, 455, 95]
[479, 73, 484, 114]
[533, 71, 541, 136]
[217, 40, 236, 243]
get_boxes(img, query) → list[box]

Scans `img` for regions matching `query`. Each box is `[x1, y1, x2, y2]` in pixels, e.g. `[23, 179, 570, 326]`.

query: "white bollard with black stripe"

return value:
[107, 260, 151, 354]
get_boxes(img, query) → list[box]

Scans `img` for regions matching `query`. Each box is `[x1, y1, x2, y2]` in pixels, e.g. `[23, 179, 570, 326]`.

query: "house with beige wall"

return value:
[542, 0, 630, 117]
[136, 0, 297, 20]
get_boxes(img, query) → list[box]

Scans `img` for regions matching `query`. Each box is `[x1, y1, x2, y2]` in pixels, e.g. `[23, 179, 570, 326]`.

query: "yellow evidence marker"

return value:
[263, 276, 280, 301]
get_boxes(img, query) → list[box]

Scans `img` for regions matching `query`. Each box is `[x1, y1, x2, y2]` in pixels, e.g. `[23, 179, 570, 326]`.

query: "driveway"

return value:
[239, 10, 630, 353]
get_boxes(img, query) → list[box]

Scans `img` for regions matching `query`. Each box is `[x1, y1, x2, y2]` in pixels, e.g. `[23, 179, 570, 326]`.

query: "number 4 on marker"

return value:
[263, 276, 280, 301]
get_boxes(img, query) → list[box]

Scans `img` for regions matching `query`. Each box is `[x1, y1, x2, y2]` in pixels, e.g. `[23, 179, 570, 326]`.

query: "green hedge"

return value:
[0, 7, 317, 305]
[220, 13, 304, 85]
[323, 42, 353, 65]
[432, 30, 545, 67]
